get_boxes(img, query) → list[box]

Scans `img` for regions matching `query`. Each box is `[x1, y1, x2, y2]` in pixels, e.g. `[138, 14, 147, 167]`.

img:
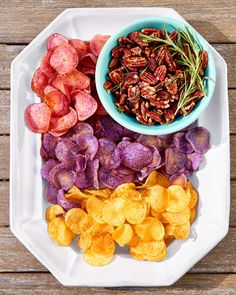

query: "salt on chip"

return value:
[48, 217, 75, 246]
[173, 221, 190, 240]
[86, 196, 105, 224]
[125, 200, 146, 224]
[102, 197, 126, 226]
[65, 208, 88, 234]
[111, 182, 136, 198]
[83, 248, 113, 266]
[148, 185, 170, 213]
[90, 232, 115, 257]
[186, 182, 198, 209]
[134, 217, 165, 241]
[85, 188, 111, 199]
[121, 189, 142, 201]
[46, 204, 65, 222]
[162, 207, 190, 225]
[112, 223, 133, 247]
[167, 185, 188, 213]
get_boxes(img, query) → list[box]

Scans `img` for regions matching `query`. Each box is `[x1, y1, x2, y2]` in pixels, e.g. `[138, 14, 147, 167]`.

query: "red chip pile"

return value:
[25, 33, 110, 136]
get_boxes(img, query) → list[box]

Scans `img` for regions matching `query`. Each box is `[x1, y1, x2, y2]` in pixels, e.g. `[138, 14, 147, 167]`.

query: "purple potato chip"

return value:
[137, 167, 154, 182]
[97, 138, 121, 170]
[187, 152, 204, 171]
[41, 159, 59, 181]
[45, 183, 58, 204]
[120, 142, 153, 171]
[158, 134, 174, 149]
[122, 127, 139, 140]
[98, 167, 124, 189]
[148, 145, 162, 168]
[111, 165, 136, 183]
[57, 170, 76, 191]
[75, 159, 99, 189]
[136, 134, 162, 148]
[55, 139, 79, 161]
[74, 133, 98, 159]
[165, 148, 186, 175]
[42, 133, 59, 159]
[72, 122, 94, 136]
[173, 131, 193, 154]
[185, 127, 210, 154]
[49, 162, 76, 189]
[76, 154, 89, 173]
[40, 146, 50, 161]
[168, 172, 187, 188]
[57, 189, 79, 210]
[114, 140, 132, 158]
[95, 116, 123, 142]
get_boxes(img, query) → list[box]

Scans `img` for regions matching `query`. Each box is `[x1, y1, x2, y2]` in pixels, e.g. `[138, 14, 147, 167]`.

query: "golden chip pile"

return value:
[46, 171, 198, 266]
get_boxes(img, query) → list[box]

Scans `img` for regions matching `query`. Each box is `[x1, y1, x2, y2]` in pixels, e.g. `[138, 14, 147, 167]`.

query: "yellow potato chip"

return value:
[121, 189, 142, 201]
[162, 207, 190, 225]
[190, 207, 196, 224]
[102, 197, 126, 227]
[167, 185, 189, 213]
[83, 248, 113, 266]
[77, 231, 92, 250]
[112, 223, 133, 247]
[126, 233, 140, 247]
[125, 200, 147, 224]
[150, 209, 168, 223]
[85, 188, 111, 199]
[45, 205, 64, 222]
[134, 217, 165, 241]
[65, 208, 88, 234]
[86, 196, 105, 224]
[156, 172, 169, 188]
[164, 235, 174, 246]
[141, 244, 167, 261]
[65, 185, 92, 201]
[89, 223, 114, 236]
[48, 217, 75, 246]
[90, 232, 115, 257]
[136, 171, 159, 189]
[111, 183, 136, 198]
[148, 185, 170, 213]
[186, 182, 198, 209]
[173, 221, 190, 240]
[165, 224, 174, 236]
[80, 198, 87, 210]
[130, 239, 165, 257]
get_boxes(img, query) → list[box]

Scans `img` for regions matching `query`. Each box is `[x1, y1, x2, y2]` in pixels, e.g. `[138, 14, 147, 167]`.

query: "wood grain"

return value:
[0, 0, 236, 44]
[0, 227, 235, 273]
[1, 44, 236, 89]
[0, 273, 236, 294]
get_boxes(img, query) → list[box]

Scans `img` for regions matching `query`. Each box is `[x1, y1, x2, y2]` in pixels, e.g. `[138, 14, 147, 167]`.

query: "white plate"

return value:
[10, 7, 230, 286]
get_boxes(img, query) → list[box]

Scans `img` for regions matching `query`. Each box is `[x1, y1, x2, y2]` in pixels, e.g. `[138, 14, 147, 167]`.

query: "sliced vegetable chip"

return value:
[187, 152, 204, 171]
[73, 91, 97, 121]
[85, 188, 111, 199]
[120, 189, 142, 201]
[69, 39, 87, 60]
[95, 116, 123, 142]
[41, 159, 58, 181]
[47, 33, 68, 51]
[75, 159, 99, 189]
[90, 34, 110, 56]
[97, 138, 121, 170]
[86, 196, 105, 224]
[25, 103, 51, 133]
[72, 122, 94, 137]
[168, 172, 187, 188]
[165, 148, 186, 175]
[49, 161, 75, 188]
[89, 223, 114, 237]
[45, 183, 58, 204]
[62, 69, 90, 90]
[44, 85, 57, 96]
[50, 44, 79, 74]
[54, 139, 79, 161]
[40, 50, 55, 77]
[111, 166, 135, 183]
[125, 200, 146, 224]
[126, 233, 140, 247]
[162, 207, 190, 225]
[46, 204, 65, 222]
[78, 231, 92, 250]
[186, 182, 198, 209]
[90, 232, 115, 257]
[102, 197, 126, 226]
[148, 185, 170, 213]
[65, 185, 92, 201]
[174, 131, 193, 153]
[83, 248, 113, 266]
[130, 239, 165, 257]
[112, 223, 133, 247]
[44, 90, 69, 117]
[185, 127, 210, 154]
[137, 171, 159, 189]
[173, 221, 190, 240]
[57, 189, 79, 210]
[74, 133, 98, 160]
[48, 217, 75, 246]
[76, 154, 89, 173]
[134, 217, 165, 241]
[31, 68, 48, 98]
[167, 185, 189, 213]
[190, 207, 196, 224]
[80, 53, 97, 68]
[57, 169, 76, 191]
[98, 167, 124, 189]
[65, 208, 88, 234]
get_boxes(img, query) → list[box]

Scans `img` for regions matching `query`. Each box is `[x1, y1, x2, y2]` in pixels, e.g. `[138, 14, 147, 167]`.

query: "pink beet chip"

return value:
[40, 50, 55, 77]
[25, 103, 51, 133]
[31, 68, 48, 98]
[69, 39, 87, 61]
[90, 34, 110, 57]
[44, 85, 57, 96]
[44, 90, 69, 117]
[73, 91, 97, 121]
[80, 53, 97, 68]
[50, 44, 79, 74]
[47, 33, 68, 51]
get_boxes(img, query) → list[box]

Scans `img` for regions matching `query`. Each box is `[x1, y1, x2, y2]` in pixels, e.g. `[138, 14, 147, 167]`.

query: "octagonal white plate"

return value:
[10, 7, 230, 286]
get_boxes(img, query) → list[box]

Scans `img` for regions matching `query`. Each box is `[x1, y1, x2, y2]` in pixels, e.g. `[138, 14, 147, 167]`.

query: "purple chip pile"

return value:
[41, 115, 210, 207]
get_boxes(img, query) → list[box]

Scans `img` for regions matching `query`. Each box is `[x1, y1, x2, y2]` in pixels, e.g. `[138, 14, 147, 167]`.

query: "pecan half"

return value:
[165, 76, 178, 95]
[146, 110, 164, 123]
[109, 70, 122, 85]
[141, 85, 156, 99]
[130, 46, 142, 56]
[124, 72, 140, 85]
[165, 47, 177, 71]
[103, 81, 113, 93]
[148, 57, 157, 72]
[140, 71, 157, 85]
[199, 50, 208, 76]
[109, 58, 119, 70]
[164, 109, 175, 122]
[118, 37, 134, 47]
[111, 45, 123, 58]
[141, 28, 161, 36]
[128, 85, 140, 103]
[122, 56, 147, 68]
[156, 47, 166, 65]
[154, 65, 167, 81]
[128, 32, 148, 47]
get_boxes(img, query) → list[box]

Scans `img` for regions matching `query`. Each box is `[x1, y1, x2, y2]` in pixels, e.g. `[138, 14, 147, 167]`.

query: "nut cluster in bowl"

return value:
[104, 27, 208, 126]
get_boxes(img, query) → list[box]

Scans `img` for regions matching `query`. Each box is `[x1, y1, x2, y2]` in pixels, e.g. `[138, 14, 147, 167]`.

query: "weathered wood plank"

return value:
[0, 1, 236, 43]
[1, 43, 236, 89]
[0, 227, 235, 273]
[0, 272, 236, 294]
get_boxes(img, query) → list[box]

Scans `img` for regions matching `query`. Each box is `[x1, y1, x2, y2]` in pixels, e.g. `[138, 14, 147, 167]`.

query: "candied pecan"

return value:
[146, 110, 164, 123]
[140, 71, 157, 85]
[164, 109, 175, 122]
[128, 85, 140, 103]
[136, 114, 154, 126]
[150, 50, 157, 59]
[150, 31, 162, 38]
[122, 56, 147, 68]
[109, 70, 122, 85]
[137, 81, 150, 89]
[120, 93, 127, 105]
[141, 28, 161, 36]
[118, 37, 134, 47]
[140, 101, 149, 121]
[141, 85, 156, 99]
[192, 90, 205, 102]
[165, 47, 177, 71]
[109, 58, 119, 70]
[128, 31, 148, 47]
[111, 45, 123, 58]
[123, 48, 132, 57]
[148, 58, 157, 72]
[169, 31, 178, 42]
[144, 47, 151, 58]
[165, 76, 178, 95]
[156, 47, 166, 65]
[156, 90, 169, 102]
[130, 46, 142, 56]
[150, 100, 170, 109]
[181, 101, 196, 115]
[103, 81, 113, 93]
[199, 50, 208, 76]
[154, 65, 167, 81]
[124, 72, 140, 85]
[154, 81, 165, 90]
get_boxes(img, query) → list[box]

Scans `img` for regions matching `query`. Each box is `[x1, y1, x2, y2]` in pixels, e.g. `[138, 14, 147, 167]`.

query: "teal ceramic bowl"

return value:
[96, 17, 216, 135]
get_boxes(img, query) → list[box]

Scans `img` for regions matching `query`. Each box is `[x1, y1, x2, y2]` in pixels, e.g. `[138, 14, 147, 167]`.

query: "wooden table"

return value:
[0, 1, 236, 294]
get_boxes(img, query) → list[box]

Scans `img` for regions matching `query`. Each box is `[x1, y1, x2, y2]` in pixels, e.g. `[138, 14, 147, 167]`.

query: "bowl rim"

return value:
[96, 16, 216, 135]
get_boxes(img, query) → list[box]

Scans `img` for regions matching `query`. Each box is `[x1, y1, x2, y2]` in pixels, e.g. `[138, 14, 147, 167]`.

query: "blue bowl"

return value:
[96, 17, 216, 135]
